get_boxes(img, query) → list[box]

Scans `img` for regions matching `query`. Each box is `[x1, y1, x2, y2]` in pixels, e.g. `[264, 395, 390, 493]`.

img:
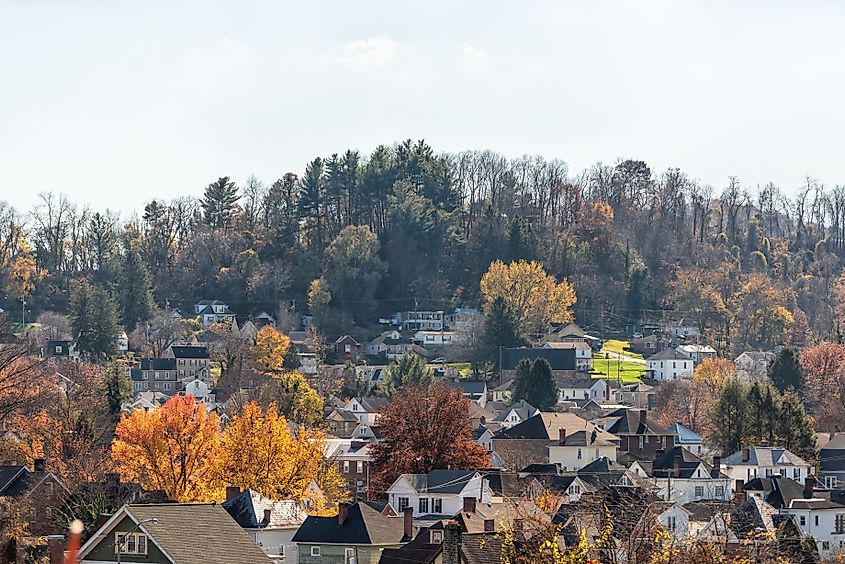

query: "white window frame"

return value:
[345, 548, 354, 563]
[430, 530, 443, 544]
[114, 532, 148, 555]
[397, 497, 409, 512]
[357, 461, 363, 473]
[310, 546, 321, 557]
[432, 498, 442, 513]
[343, 461, 350, 473]
[694, 486, 704, 498]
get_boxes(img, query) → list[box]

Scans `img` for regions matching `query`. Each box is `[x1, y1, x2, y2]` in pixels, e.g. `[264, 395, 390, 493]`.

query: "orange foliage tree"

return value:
[370, 384, 490, 495]
[112, 395, 220, 502]
[799, 341, 845, 431]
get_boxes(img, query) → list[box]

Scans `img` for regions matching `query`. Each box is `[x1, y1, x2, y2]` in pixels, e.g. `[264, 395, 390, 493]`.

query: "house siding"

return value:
[297, 544, 395, 564]
[83, 515, 170, 563]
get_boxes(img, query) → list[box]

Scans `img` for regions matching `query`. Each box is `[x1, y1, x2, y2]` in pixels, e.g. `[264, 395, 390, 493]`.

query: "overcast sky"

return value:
[2, 0, 844, 214]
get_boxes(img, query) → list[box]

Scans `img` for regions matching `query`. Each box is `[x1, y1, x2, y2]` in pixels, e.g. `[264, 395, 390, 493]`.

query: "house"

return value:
[574, 456, 644, 490]
[0, 460, 70, 536]
[333, 441, 373, 501]
[734, 351, 775, 380]
[675, 344, 717, 365]
[46, 339, 79, 360]
[449, 380, 487, 408]
[386, 470, 492, 518]
[391, 309, 445, 332]
[542, 341, 593, 370]
[194, 300, 236, 327]
[412, 330, 464, 348]
[379, 524, 502, 564]
[619, 382, 655, 410]
[555, 376, 611, 402]
[498, 347, 576, 380]
[645, 349, 694, 381]
[444, 308, 482, 333]
[123, 390, 170, 412]
[345, 397, 390, 425]
[548, 428, 619, 472]
[819, 433, 845, 489]
[366, 331, 427, 360]
[629, 447, 732, 505]
[490, 379, 514, 403]
[541, 322, 599, 345]
[669, 423, 706, 458]
[627, 334, 672, 357]
[292, 502, 407, 564]
[78, 503, 272, 563]
[223, 488, 307, 563]
[254, 311, 276, 328]
[491, 412, 617, 471]
[667, 324, 700, 339]
[166, 345, 211, 384]
[333, 335, 361, 363]
[592, 408, 675, 458]
[492, 400, 539, 430]
[130, 358, 179, 394]
[326, 408, 361, 439]
[721, 447, 813, 487]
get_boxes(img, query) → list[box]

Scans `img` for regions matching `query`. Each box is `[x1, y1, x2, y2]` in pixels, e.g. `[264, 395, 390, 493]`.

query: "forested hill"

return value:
[2, 139, 842, 354]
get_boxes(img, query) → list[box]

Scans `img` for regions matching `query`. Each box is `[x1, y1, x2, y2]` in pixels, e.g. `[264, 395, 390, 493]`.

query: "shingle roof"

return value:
[355, 397, 390, 412]
[495, 413, 597, 440]
[170, 346, 210, 359]
[292, 502, 405, 545]
[722, 447, 810, 468]
[460, 532, 504, 564]
[399, 470, 479, 494]
[556, 429, 615, 447]
[0, 466, 26, 492]
[821, 435, 845, 471]
[646, 349, 692, 361]
[378, 529, 440, 564]
[140, 358, 177, 371]
[743, 476, 807, 510]
[650, 447, 723, 479]
[599, 408, 671, 436]
[222, 489, 306, 529]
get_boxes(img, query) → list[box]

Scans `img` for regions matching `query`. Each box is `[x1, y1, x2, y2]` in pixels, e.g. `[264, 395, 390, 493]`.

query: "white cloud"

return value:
[337, 35, 398, 66]
[461, 41, 487, 63]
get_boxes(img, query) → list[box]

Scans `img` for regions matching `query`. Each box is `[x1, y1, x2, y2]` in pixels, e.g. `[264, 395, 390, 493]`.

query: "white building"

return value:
[386, 470, 492, 518]
[556, 376, 609, 402]
[721, 447, 813, 487]
[548, 428, 619, 472]
[734, 351, 775, 380]
[344, 397, 390, 426]
[492, 400, 539, 430]
[412, 330, 463, 347]
[646, 349, 694, 381]
[630, 447, 732, 505]
[675, 344, 717, 365]
[222, 489, 307, 563]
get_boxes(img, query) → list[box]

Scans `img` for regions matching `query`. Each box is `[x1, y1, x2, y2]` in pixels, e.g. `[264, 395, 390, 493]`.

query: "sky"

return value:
[2, 0, 845, 215]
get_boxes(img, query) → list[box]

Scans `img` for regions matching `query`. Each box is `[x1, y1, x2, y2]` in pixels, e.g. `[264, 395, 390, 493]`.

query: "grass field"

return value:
[591, 357, 645, 384]
[443, 362, 472, 377]
[601, 339, 643, 359]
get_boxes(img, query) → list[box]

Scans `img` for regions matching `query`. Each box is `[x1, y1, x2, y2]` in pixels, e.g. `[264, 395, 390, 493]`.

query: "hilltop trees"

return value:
[69, 280, 120, 359]
[202, 176, 240, 229]
[117, 246, 155, 331]
[320, 225, 386, 324]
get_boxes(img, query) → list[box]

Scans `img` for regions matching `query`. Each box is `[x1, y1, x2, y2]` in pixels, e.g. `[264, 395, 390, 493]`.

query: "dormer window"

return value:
[115, 532, 148, 556]
[430, 530, 443, 544]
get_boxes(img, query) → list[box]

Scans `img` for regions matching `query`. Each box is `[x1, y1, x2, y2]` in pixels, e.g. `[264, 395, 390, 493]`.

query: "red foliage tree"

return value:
[800, 341, 845, 431]
[369, 384, 490, 495]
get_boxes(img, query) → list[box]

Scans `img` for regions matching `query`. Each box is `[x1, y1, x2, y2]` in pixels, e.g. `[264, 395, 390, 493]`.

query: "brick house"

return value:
[333, 441, 373, 500]
[333, 335, 361, 364]
[0, 459, 70, 536]
[592, 408, 675, 459]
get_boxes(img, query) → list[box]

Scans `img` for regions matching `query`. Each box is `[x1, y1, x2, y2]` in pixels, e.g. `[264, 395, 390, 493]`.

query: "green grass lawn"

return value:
[601, 339, 643, 359]
[444, 362, 472, 377]
[591, 357, 645, 384]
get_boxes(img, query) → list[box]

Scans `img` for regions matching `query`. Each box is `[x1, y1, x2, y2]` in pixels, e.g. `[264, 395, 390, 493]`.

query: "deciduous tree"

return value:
[800, 341, 845, 430]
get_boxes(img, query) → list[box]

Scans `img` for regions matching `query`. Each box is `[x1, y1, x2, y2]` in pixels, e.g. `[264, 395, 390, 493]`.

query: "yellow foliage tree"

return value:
[5, 241, 39, 303]
[252, 325, 291, 372]
[214, 401, 348, 513]
[480, 260, 576, 334]
[689, 357, 735, 436]
[111, 395, 220, 502]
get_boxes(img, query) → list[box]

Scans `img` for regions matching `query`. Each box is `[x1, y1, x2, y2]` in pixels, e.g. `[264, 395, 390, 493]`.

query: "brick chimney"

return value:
[403, 507, 414, 540]
[443, 522, 461, 564]
[713, 456, 721, 472]
[225, 486, 240, 501]
[338, 502, 350, 525]
[483, 519, 495, 532]
[33, 458, 46, 472]
[263, 509, 272, 525]
[673, 454, 681, 477]
[639, 409, 647, 425]
[558, 428, 566, 445]
[804, 475, 816, 499]
[463, 497, 476, 514]
[734, 479, 746, 506]
[47, 535, 65, 564]
[742, 448, 750, 462]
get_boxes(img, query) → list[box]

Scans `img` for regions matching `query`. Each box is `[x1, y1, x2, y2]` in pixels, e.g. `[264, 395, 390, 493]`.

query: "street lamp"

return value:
[116, 518, 158, 564]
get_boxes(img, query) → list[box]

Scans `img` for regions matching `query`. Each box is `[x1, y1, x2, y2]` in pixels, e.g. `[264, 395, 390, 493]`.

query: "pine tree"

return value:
[201, 176, 240, 228]
[70, 281, 120, 359]
[298, 158, 326, 250]
[769, 346, 803, 391]
[383, 353, 432, 394]
[104, 362, 131, 418]
[514, 358, 557, 411]
[708, 377, 748, 455]
[118, 246, 155, 331]
[483, 296, 529, 366]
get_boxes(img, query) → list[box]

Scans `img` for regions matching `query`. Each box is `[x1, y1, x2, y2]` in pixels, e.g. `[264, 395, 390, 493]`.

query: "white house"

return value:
[391, 310, 444, 331]
[344, 397, 390, 426]
[630, 447, 732, 505]
[646, 349, 694, 381]
[734, 351, 775, 380]
[543, 341, 593, 370]
[386, 470, 492, 518]
[222, 489, 307, 563]
[412, 330, 463, 347]
[782, 481, 845, 559]
[556, 376, 609, 402]
[548, 428, 619, 472]
[492, 400, 539, 430]
[194, 300, 236, 327]
[675, 344, 717, 365]
[721, 447, 813, 487]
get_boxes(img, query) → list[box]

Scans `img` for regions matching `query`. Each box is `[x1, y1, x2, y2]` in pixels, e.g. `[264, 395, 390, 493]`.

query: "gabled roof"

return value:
[669, 423, 702, 444]
[292, 502, 406, 545]
[396, 470, 479, 494]
[555, 376, 603, 388]
[735, 351, 774, 362]
[555, 429, 615, 448]
[821, 434, 845, 471]
[222, 489, 306, 529]
[731, 496, 779, 535]
[722, 447, 810, 468]
[598, 408, 671, 437]
[0, 466, 26, 492]
[334, 335, 360, 345]
[492, 400, 538, 423]
[78, 503, 271, 564]
[349, 397, 390, 413]
[170, 345, 210, 359]
[378, 527, 441, 564]
[499, 348, 576, 371]
[491, 379, 514, 393]
[743, 476, 806, 510]
[650, 447, 723, 479]
[646, 349, 692, 361]
[495, 412, 597, 440]
[0, 466, 69, 498]
[140, 357, 177, 371]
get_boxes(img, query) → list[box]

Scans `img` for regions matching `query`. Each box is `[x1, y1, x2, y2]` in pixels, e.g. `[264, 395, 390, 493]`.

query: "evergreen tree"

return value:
[118, 246, 155, 331]
[70, 280, 120, 359]
[104, 362, 131, 418]
[298, 158, 326, 250]
[384, 352, 432, 395]
[508, 216, 537, 262]
[708, 377, 748, 455]
[769, 346, 803, 391]
[483, 296, 529, 366]
[514, 358, 557, 411]
[201, 176, 240, 228]
[777, 390, 818, 462]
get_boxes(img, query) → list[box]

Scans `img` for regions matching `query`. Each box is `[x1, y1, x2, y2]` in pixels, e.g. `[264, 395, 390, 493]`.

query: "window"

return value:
[568, 484, 581, 495]
[55, 345, 63, 354]
[639, 436, 645, 449]
[430, 530, 443, 544]
[794, 468, 801, 479]
[826, 476, 838, 489]
[345, 344, 352, 353]
[310, 546, 321, 557]
[779, 468, 786, 477]
[155, 371, 160, 380]
[419, 498, 429, 513]
[114, 532, 148, 555]
[44, 481, 53, 495]
[163, 382, 172, 391]
[837, 514, 845, 534]
[765, 468, 773, 477]
[345, 548, 354, 563]
[45, 507, 52, 519]
[667, 516, 676, 531]
[397, 497, 409, 512]
[695, 486, 704, 498]
[715, 486, 725, 498]
[800, 515, 806, 526]
[357, 461, 363, 473]
[343, 461, 350, 473]
[432, 498, 442, 513]
[822, 541, 830, 551]
[595, 449, 600, 459]
[577, 448, 582, 460]
[815, 515, 819, 527]
[278, 545, 286, 557]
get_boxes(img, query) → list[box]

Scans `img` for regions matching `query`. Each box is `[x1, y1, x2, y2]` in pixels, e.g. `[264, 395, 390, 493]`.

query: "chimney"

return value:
[263, 509, 272, 525]
[734, 490, 747, 506]
[713, 456, 721, 472]
[463, 497, 477, 514]
[735, 479, 744, 493]
[742, 448, 750, 462]
[558, 428, 566, 445]
[673, 454, 681, 477]
[483, 519, 495, 532]
[47, 535, 65, 564]
[338, 502, 350, 525]
[804, 475, 816, 499]
[443, 522, 461, 564]
[403, 507, 414, 540]
[639, 409, 647, 425]
[225, 486, 240, 501]
[33, 458, 46, 472]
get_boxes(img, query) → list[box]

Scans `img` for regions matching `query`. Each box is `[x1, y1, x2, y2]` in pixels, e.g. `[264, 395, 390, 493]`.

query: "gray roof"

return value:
[646, 349, 692, 361]
[401, 470, 479, 494]
[722, 447, 810, 468]
[292, 502, 405, 545]
[170, 345, 210, 359]
[222, 489, 306, 529]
